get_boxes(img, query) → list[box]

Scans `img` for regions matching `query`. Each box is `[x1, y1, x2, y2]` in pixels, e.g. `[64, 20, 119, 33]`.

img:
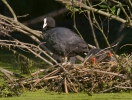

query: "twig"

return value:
[64, 77, 68, 93]
[2, 0, 17, 21]
[31, 69, 45, 76]
[0, 67, 14, 82]
[120, 44, 132, 49]
[17, 14, 29, 18]
[86, 11, 99, 48]
[128, 0, 132, 7]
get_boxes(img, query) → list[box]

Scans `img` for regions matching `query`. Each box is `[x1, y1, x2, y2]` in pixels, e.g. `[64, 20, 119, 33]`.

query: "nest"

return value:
[1, 54, 132, 95]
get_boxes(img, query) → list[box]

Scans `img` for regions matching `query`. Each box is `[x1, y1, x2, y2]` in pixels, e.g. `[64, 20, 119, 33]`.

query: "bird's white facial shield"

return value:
[43, 18, 47, 28]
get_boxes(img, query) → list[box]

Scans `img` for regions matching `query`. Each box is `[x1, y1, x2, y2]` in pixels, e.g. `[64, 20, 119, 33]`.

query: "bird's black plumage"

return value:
[42, 17, 89, 60]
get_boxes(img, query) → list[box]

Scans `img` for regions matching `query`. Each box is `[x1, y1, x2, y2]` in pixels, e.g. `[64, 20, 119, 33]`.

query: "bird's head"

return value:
[43, 17, 55, 29]
[107, 51, 112, 58]
[90, 56, 96, 65]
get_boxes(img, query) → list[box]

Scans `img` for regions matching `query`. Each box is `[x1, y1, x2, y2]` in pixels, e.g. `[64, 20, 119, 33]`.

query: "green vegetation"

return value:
[0, 49, 49, 73]
[1, 90, 132, 100]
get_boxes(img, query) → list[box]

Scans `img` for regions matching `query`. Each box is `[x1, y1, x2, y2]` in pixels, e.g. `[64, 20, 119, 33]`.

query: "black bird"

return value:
[42, 17, 89, 64]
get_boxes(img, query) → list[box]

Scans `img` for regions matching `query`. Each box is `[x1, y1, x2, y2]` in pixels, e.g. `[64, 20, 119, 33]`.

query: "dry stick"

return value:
[17, 14, 29, 18]
[2, 0, 17, 21]
[0, 67, 14, 82]
[0, 66, 24, 78]
[67, 77, 78, 93]
[73, 11, 83, 39]
[92, 0, 105, 7]
[115, 86, 132, 89]
[20, 83, 26, 91]
[31, 69, 45, 76]
[33, 67, 61, 86]
[64, 77, 68, 93]
[56, 0, 132, 27]
[0, 68, 21, 96]
[128, 0, 132, 7]
[42, 75, 61, 81]
[0, 67, 14, 76]
[44, 68, 61, 77]
[87, 11, 99, 48]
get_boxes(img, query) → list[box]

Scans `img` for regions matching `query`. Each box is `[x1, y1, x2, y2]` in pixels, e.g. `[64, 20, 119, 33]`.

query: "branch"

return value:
[0, 14, 41, 37]
[56, 0, 132, 27]
[2, 0, 17, 21]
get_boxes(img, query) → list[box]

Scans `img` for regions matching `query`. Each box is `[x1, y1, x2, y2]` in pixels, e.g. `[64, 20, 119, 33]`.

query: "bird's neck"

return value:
[43, 26, 54, 31]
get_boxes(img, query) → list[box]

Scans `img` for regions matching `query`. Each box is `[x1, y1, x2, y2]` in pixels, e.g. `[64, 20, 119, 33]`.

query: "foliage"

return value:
[0, 75, 23, 97]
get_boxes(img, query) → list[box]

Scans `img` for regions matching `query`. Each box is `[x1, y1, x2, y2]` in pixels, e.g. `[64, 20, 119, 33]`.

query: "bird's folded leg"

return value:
[62, 57, 70, 65]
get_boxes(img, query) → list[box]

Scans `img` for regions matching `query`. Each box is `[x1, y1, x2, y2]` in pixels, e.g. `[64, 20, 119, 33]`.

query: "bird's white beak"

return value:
[43, 18, 47, 28]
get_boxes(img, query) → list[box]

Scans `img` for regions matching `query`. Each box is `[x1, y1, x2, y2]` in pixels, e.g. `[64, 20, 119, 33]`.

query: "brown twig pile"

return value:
[1, 55, 132, 95]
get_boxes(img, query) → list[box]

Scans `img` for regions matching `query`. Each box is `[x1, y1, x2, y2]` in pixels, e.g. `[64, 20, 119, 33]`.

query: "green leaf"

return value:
[74, 8, 79, 12]
[126, 66, 131, 72]
[99, 5, 108, 8]
[117, 8, 121, 16]
[111, 6, 116, 14]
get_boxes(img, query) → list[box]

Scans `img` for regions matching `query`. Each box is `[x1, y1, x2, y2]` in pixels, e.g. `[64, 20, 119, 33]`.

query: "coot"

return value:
[42, 17, 89, 63]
